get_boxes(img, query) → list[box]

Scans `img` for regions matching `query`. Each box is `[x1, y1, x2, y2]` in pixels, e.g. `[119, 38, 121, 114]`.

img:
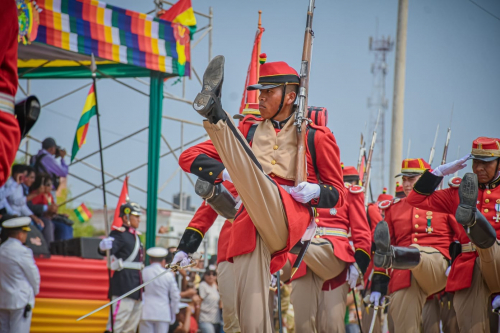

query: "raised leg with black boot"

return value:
[373, 221, 448, 332]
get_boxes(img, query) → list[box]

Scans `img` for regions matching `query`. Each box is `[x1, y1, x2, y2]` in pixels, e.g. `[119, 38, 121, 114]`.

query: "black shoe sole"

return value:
[193, 55, 224, 117]
[374, 221, 391, 253]
[456, 173, 478, 226]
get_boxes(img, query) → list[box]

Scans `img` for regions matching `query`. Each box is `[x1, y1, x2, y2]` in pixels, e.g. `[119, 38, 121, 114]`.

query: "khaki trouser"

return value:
[291, 269, 349, 333]
[217, 261, 240, 333]
[204, 117, 296, 333]
[422, 297, 440, 333]
[204, 118, 289, 254]
[389, 245, 447, 332]
[439, 293, 460, 333]
[303, 238, 346, 281]
[361, 302, 382, 333]
[106, 297, 142, 333]
[477, 240, 500, 293]
[453, 258, 491, 333]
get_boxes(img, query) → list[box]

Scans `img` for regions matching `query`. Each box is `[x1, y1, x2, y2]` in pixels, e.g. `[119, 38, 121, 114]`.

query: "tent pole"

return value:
[146, 72, 164, 254]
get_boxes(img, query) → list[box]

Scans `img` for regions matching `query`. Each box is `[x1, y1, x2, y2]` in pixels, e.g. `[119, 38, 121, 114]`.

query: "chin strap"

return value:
[270, 84, 287, 120]
[486, 159, 500, 186]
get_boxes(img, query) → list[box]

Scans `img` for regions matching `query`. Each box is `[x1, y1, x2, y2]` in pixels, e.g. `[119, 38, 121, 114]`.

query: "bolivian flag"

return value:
[71, 84, 97, 162]
[159, 0, 197, 38]
[74, 203, 92, 223]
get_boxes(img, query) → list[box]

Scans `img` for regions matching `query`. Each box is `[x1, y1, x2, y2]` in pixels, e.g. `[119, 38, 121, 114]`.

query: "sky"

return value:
[16, 0, 500, 211]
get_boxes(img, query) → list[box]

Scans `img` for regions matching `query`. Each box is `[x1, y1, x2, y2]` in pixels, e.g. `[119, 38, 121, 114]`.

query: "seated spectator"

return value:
[198, 265, 221, 333]
[31, 137, 68, 192]
[169, 302, 198, 333]
[29, 175, 73, 241]
[4, 165, 44, 230]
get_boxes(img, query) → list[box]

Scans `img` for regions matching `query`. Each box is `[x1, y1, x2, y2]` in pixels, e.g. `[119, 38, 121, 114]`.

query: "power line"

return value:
[468, 0, 500, 21]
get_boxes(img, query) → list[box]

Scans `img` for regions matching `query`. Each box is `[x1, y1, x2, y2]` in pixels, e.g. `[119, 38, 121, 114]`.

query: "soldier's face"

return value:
[402, 175, 421, 197]
[259, 87, 283, 119]
[129, 214, 141, 229]
[472, 158, 500, 184]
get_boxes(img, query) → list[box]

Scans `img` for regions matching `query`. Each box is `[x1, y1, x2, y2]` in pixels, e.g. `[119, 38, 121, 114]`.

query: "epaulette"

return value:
[112, 225, 126, 232]
[448, 177, 461, 188]
[378, 200, 391, 210]
[344, 182, 352, 189]
[349, 185, 364, 194]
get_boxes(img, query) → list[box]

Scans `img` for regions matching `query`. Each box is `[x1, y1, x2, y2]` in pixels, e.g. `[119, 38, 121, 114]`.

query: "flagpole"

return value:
[91, 54, 114, 333]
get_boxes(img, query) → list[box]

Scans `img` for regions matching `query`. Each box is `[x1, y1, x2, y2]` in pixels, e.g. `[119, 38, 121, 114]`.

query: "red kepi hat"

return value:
[396, 158, 431, 177]
[247, 54, 300, 91]
[469, 137, 500, 162]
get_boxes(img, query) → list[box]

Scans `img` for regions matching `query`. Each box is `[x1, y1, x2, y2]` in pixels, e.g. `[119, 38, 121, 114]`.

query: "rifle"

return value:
[428, 124, 440, 166]
[362, 109, 381, 206]
[290, 0, 316, 278]
[356, 133, 366, 177]
[438, 106, 453, 189]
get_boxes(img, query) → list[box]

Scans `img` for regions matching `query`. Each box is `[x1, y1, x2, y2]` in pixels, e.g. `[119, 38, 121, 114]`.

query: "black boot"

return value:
[373, 221, 420, 269]
[455, 173, 496, 249]
[192, 55, 227, 124]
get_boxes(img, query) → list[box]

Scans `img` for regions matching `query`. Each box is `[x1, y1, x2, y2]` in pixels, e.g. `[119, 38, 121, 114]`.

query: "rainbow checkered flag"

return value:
[74, 203, 92, 223]
[71, 84, 97, 162]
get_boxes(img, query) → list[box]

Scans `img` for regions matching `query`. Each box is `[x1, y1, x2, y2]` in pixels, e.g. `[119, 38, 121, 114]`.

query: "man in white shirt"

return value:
[0, 216, 40, 333]
[140, 247, 180, 333]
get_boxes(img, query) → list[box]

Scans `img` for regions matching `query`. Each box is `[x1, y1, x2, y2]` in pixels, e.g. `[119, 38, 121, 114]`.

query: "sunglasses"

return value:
[206, 271, 217, 276]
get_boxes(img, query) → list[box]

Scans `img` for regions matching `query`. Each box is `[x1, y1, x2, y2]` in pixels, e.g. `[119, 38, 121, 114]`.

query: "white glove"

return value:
[172, 251, 191, 267]
[346, 265, 360, 289]
[492, 295, 500, 309]
[445, 266, 451, 277]
[290, 182, 321, 203]
[222, 169, 232, 183]
[270, 274, 278, 288]
[432, 154, 469, 177]
[370, 291, 382, 307]
[99, 237, 114, 251]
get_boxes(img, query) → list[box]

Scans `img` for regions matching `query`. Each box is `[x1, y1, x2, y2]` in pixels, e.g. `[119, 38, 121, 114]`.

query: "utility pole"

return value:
[368, 26, 393, 196]
[389, 0, 408, 195]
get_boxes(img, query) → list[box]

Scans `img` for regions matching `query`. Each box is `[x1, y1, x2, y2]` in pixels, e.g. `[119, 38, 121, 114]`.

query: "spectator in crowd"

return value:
[31, 137, 68, 192]
[29, 174, 73, 242]
[169, 303, 193, 333]
[26, 173, 55, 243]
[3, 165, 44, 229]
[140, 247, 180, 333]
[0, 216, 40, 333]
[198, 265, 221, 333]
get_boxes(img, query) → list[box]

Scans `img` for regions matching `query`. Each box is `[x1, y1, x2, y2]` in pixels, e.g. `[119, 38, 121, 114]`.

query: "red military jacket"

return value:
[184, 181, 236, 264]
[290, 184, 371, 290]
[375, 197, 461, 294]
[0, 0, 21, 186]
[407, 172, 500, 291]
[179, 117, 346, 273]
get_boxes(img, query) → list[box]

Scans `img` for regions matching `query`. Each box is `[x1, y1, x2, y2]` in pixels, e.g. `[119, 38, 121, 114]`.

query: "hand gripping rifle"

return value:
[290, 0, 316, 279]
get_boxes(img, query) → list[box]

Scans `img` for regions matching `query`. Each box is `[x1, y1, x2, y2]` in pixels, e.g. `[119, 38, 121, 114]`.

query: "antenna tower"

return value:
[367, 31, 394, 196]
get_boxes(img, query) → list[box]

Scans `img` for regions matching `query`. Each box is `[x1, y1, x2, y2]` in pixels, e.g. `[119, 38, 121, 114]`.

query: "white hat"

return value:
[146, 247, 168, 258]
[2, 217, 31, 231]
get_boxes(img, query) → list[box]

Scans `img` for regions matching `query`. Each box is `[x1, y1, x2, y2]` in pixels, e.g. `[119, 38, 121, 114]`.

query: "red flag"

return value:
[112, 176, 129, 230]
[239, 12, 265, 115]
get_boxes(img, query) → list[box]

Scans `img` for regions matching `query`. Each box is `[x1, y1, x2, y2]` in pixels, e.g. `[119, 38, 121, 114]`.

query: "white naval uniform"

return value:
[139, 262, 180, 333]
[0, 237, 40, 333]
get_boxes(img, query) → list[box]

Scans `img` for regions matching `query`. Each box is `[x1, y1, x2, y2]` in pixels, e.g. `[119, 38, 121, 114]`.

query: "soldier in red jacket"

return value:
[286, 165, 370, 332]
[175, 56, 345, 332]
[371, 158, 462, 332]
[407, 137, 500, 332]
[0, 0, 22, 187]
[361, 188, 393, 333]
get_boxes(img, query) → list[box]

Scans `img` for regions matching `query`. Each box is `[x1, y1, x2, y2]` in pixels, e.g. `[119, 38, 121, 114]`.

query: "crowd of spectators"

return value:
[0, 137, 73, 246]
